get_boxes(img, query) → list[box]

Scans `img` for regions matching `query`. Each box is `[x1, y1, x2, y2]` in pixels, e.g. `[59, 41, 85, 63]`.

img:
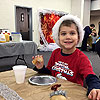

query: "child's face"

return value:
[91, 32, 95, 36]
[59, 24, 79, 52]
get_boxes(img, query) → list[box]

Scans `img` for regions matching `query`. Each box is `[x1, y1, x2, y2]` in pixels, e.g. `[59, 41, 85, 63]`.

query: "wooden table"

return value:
[0, 68, 89, 100]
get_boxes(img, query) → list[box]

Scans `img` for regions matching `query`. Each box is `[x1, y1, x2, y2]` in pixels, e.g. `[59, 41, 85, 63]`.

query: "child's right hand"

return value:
[32, 55, 44, 69]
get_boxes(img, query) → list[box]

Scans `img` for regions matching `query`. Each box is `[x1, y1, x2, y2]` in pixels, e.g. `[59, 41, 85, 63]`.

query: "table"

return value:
[0, 68, 89, 100]
[0, 41, 37, 65]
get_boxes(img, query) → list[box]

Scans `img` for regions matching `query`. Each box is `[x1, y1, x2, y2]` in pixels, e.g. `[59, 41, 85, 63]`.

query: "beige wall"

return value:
[91, 0, 100, 10]
[90, 0, 100, 33]
[71, 0, 91, 27]
[83, 0, 91, 27]
[71, 0, 82, 19]
[90, 16, 100, 34]
[0, 0, 71, 45]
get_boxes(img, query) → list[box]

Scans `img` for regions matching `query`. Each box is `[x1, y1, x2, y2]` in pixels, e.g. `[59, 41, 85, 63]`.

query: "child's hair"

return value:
[59, 20, 79, 36]
[52, 14, 84, 46]
[90, 24, 95, 27]
[94, 33, 97, 37]
[92, 29, 97, 37]
[92, 29, 96, 31]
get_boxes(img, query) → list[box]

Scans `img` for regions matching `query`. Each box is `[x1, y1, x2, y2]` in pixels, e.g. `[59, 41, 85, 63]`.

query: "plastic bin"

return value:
[11, 32, 22, 42]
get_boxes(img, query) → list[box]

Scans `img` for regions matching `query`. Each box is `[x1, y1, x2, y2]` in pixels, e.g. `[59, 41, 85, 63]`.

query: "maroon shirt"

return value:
[47, 48, 95, 86]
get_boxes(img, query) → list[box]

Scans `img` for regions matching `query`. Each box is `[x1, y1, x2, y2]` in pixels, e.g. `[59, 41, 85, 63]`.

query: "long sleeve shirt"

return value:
[33, 48, 100, 96]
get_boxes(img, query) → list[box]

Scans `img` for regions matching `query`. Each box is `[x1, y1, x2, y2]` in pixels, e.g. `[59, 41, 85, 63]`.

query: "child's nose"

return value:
[65, 34, 71, 38]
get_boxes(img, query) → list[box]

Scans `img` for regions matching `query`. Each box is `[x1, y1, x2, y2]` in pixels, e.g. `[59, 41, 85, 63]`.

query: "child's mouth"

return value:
[64, 41, 73, 44]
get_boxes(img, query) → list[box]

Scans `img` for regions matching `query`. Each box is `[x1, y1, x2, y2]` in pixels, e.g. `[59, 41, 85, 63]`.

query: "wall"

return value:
[91, 0, 100, 10]
[0, 0, 71, 46]
[90, 0, 100, 33]
[90, 16, 100, 33]
[71, 0, 82, 20]
[71, 0, 91, 27]
[83, 0, 91, 27]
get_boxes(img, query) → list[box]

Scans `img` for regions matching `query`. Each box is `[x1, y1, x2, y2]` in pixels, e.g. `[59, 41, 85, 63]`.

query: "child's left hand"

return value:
[88, 89, 100, 100]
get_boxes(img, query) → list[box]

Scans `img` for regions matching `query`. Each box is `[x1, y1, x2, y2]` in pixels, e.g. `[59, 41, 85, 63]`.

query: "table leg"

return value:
[15, 55, 27, 66]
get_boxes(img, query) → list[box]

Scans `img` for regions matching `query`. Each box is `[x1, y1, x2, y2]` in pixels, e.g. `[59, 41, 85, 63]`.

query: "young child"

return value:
[91, 29, 97, 52]
[32, 14, 100, 100]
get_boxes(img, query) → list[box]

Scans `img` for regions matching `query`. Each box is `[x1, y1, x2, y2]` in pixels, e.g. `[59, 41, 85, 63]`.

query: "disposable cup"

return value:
[13, 65, 27, 84]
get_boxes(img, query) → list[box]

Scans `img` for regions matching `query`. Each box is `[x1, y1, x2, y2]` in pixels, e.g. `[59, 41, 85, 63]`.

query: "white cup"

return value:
[13, 65, 27, 84]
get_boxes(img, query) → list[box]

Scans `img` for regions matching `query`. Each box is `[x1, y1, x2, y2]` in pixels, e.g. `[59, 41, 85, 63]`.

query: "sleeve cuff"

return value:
[33, 65, 51, 74]
[86, 74, 100, 96]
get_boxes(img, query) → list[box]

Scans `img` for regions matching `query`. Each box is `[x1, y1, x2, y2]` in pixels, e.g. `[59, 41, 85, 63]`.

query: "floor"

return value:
[82, 51, 100, 77]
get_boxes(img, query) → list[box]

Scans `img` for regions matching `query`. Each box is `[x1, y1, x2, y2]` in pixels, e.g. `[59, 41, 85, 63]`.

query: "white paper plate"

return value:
[28, 75, 57, 85]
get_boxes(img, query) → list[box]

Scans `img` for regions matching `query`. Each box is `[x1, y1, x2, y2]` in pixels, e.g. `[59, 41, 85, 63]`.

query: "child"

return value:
[91, 29, 97, 52]
[88, 29, 97, 52]
[32, 15, 100, 100]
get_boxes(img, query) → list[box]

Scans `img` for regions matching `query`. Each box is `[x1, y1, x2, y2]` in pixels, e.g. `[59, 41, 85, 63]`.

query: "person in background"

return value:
[91, 29, 97, 52]
[32, 15, 100, 100]
[95, 34, 100, 57]
[98, 22, 100, 36]
[81, 24, 95, 51]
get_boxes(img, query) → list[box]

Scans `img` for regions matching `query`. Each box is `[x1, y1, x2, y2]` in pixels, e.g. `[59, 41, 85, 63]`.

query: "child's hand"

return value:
[32, 55, 44, 69]
[88, 89, 100, 100]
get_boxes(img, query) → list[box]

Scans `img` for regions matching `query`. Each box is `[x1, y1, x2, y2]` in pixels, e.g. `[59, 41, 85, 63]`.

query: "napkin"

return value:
[0, 82, 24, 100]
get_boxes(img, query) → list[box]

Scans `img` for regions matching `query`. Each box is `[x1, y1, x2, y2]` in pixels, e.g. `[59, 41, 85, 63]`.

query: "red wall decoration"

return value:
[38, 9, 67, 45]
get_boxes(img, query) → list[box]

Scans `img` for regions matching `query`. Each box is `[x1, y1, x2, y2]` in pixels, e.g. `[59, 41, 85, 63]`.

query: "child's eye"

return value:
[70, 32, 76, 35]
[61, 32, 66, 36]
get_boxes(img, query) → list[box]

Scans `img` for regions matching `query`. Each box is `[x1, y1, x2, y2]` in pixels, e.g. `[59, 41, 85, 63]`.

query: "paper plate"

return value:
[28, 75, 57, 85]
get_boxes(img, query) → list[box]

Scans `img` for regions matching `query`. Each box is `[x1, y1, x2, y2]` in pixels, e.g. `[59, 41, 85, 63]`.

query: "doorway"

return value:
[15, 6, 32, 41]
